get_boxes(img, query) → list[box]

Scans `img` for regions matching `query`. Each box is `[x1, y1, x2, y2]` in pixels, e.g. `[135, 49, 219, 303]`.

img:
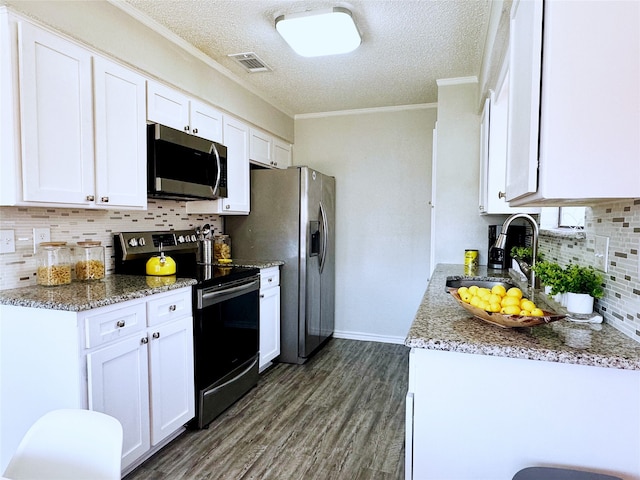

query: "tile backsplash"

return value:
[539, 199, 640, 342]
[0, 201, 222, 290]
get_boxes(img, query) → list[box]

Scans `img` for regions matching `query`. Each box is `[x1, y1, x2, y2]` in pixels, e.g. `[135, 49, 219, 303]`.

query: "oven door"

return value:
[193, 276, 260, 427]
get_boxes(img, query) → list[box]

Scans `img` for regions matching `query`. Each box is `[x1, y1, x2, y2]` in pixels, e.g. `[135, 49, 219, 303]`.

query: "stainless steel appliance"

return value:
[488, 224, 527, 269]
[147, 124, 228, 201]
[114, 230, 260, 429]
[226, 166, 335, 364]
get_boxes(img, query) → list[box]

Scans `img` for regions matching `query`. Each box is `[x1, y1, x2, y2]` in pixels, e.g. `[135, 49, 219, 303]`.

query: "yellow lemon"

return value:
[468, 285, 479, 295]
[530, 308, 544, 317]
[489, 293, 502, 305]
[460, 292, 472, 303]
[520, 310, 532, 316]
[520, 299, 536, 311]
[458, 287, 469, 297]
[470, 296, 481, 307]
[506, 287, 523, 299]
[488, 303, 502, 313]
[491, 285, 507, 297]
[502, 305, 521, 315]
[478, 300, 490, 311]
[501, 296, 520, 307]
[477, 287, 491, 298]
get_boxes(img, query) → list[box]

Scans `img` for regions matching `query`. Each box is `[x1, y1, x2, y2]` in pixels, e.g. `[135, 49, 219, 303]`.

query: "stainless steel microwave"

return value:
[147, 124, 227, 201]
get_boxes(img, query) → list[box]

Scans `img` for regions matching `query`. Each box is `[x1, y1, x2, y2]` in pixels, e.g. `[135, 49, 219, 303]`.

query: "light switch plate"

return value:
[33, 227, 51, 253]
[0, 230, 15, 254]
[594, 235, 609, 272]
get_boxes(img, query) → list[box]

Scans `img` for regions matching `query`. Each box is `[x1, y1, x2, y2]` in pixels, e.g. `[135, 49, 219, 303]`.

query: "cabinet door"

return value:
[146, 81, 190, 132]
[190, 100, 223, 142]
[86, 335, 150, 470]
[505, 0, 543, 202]
[478, 97, 490, 214]
[220, 116, 250, 214]
[273, 139, 292, 169]
[148, 317, 195, 446]
[93, 56, 147, 209]
[259, 286, 280, 370]
[249, 128, 272, 166]
[18, 22, 94, 204]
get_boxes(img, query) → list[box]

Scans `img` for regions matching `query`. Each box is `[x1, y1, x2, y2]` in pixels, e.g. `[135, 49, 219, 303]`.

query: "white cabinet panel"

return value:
[18, 21, 94, 204]
[259, 266, 280, 371]
[250, 128, 272, 167]
[146, 81, 190, 133]
[93, 56, 147, 209]
[190, 100, 223, 143]
[273, 138, 292, 169]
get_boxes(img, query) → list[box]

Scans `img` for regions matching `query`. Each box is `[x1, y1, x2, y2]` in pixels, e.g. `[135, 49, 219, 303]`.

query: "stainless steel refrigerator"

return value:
[226, 166, 335, 364]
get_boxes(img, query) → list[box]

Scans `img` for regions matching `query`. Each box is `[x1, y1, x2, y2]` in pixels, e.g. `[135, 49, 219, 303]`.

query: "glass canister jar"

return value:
[37, 242, 72, 286]
[75, 241, 105, 280]
[213, 235, 231, 261]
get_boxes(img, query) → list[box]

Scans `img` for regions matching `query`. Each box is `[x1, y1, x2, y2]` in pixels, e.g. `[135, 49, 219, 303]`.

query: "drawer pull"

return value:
[169, 304, 177, 312]
[141, 337, 148, 344]
[268, 278, 273, 283]
[116, 320, 126, 328]
[260, 294, 265, 298]
[152, 332, 160, 339]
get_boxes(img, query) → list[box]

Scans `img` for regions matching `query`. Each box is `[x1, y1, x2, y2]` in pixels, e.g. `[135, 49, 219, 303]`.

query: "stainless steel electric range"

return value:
[114, 230, 260, 429]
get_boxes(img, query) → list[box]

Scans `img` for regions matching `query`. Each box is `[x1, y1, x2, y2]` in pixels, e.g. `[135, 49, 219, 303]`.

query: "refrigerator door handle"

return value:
[319, 202, 329, 274]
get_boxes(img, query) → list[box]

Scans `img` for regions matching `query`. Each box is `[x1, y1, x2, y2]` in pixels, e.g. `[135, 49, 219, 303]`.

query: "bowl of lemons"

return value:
[448, 283, 565, 328]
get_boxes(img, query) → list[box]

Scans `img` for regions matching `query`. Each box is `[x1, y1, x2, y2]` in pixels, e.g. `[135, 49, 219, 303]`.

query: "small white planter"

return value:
[566, 292, 594, 314]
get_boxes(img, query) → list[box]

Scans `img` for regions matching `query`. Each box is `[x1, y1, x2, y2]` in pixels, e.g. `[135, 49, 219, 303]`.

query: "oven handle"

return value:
[198, 279, 259, 309]
[202, 357, 258, 399]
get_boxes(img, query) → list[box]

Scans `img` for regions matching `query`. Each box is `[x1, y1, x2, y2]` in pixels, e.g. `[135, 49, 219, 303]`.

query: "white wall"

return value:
[433, 79, 506, 266]
[294, 106, 436, 343]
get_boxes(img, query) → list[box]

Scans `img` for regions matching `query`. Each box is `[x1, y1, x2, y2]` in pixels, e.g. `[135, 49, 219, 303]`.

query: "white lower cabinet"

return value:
[259, 266, 280, 371]
[0, 287, 195, 475]
[406, 348, 640, 480]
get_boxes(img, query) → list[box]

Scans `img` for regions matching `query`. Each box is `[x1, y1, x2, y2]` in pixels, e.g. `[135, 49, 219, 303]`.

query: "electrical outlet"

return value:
[0, 230, 15, 254]
[594, 235, 609, 273]
[33, 227, 51, 253]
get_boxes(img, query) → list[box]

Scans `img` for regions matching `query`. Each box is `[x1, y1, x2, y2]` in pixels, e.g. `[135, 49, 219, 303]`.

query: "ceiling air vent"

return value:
[228, 52, 272, 73]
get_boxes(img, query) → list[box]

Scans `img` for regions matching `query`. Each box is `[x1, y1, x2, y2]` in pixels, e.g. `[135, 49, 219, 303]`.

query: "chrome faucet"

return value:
[493, 213, 539, 289]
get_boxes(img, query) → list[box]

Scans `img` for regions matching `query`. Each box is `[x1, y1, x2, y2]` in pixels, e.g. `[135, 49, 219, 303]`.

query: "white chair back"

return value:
[3, 409, 123, 480]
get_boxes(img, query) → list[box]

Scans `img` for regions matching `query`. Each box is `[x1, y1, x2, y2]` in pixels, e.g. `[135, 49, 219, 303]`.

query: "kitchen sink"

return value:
[444, 278, 515, 292]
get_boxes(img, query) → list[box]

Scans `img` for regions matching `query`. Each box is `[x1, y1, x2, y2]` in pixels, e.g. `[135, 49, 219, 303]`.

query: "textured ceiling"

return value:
[120, 0, 491, 116]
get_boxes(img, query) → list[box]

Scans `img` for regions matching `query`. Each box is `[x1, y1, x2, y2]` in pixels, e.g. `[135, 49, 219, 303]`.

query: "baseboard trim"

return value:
[333, 330, 407, 345]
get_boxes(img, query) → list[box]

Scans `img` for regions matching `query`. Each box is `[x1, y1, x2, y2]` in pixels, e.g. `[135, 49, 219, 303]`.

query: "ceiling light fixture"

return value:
[275, 7, 361, 57]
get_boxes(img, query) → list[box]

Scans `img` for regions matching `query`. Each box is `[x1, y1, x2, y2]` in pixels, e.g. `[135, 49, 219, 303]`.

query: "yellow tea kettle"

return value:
[146, 250, 176, 276]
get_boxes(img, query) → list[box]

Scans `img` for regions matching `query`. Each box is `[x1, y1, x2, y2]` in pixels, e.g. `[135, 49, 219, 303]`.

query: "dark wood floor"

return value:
[125, 338, 409, 480]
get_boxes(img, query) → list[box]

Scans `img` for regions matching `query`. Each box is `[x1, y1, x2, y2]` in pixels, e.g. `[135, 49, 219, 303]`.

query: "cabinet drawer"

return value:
[146, 289, 192, 327]
[84, 302, 146, 349]
[260, 267, 280, 289]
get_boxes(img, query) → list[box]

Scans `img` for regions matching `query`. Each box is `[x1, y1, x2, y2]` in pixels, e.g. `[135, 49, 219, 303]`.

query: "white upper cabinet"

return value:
[186, 115, 251, 215]
[18, 21, 95, 205]
[506, 0, 640, 206]
[1, 17, 147, 209]
[147, 81, 223, 143]
[250, 128, 291, 169]
[93, 56, 147, 209]
[480, 71, 537, 215]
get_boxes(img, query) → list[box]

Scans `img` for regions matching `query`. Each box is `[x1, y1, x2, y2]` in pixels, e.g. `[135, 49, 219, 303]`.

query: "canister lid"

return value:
[77, 241, 102, 246]
[39, 242, 67, 248]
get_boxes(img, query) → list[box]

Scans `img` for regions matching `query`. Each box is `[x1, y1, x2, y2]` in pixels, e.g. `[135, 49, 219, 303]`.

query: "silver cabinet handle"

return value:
[86, 195, 95, 201]
[225, 205, 231, 209]
[184, 125, 190, 132]
[101, 197, 109, 203]
[192, 128, 198, 134]
[169, 304, 177, 312]
[152, 332, 160, 339]
[141, 337, 148, 344]
[116, 320, 125, 328]
[498, 191, 506, 199]
[260, 294, 265, 298]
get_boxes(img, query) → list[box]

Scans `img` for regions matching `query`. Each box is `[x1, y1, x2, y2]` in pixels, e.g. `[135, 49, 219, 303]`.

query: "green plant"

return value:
[510, 246, 544, 264]
[531, 261, 563, 289]
[552, 264, 604, 299]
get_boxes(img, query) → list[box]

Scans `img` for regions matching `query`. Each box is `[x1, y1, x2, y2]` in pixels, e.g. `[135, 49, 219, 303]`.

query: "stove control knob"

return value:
[128, 238, 138, 247]
[190, 234, 197, 242]
[138, 237, 146, 246]
[177, 235, 185, 243]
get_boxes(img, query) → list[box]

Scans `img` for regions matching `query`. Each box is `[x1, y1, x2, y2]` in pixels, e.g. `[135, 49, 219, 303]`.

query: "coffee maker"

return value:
[488, 224, 527, 270]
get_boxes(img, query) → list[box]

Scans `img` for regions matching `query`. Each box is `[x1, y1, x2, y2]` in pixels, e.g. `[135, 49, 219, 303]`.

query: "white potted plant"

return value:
[552, 264, 604, 314]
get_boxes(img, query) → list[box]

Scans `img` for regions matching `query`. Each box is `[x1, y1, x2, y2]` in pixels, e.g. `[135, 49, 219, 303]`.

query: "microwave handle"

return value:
[211, 143, 221, 197]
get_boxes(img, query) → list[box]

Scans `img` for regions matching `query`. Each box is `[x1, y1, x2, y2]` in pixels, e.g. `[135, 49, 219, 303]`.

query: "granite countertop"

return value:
[0, 275, 197, 312]
[217, 259, 284, 269]
[406, 264, 640, 370]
